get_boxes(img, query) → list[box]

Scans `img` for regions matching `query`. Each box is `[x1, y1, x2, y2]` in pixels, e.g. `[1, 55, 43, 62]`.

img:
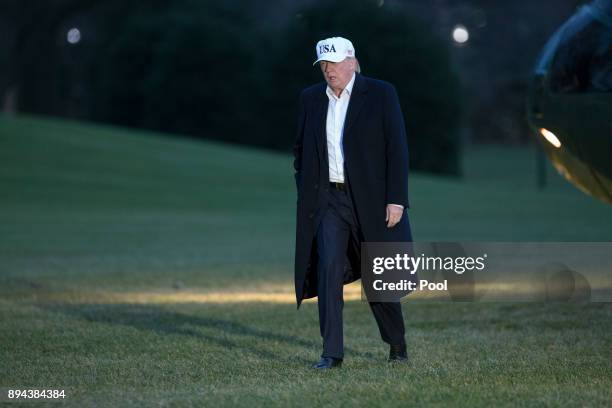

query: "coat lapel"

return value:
[314, 86, 329, 162]
[343, 74, 368, 140]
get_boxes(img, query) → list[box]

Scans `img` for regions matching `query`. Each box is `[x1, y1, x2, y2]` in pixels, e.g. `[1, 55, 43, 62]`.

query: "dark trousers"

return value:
[316, 186, 406, 359]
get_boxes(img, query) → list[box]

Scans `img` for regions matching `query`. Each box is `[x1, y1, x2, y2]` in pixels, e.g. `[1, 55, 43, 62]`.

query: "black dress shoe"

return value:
[312, 357, 343, 369]
[388, 344, 408, 362]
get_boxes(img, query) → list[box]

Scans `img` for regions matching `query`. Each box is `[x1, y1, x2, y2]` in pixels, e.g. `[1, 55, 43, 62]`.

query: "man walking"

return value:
[293, 37, 413, 369]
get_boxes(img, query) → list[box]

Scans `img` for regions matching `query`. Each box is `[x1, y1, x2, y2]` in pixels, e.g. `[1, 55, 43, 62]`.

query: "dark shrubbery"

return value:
[9, 0, 463, 175]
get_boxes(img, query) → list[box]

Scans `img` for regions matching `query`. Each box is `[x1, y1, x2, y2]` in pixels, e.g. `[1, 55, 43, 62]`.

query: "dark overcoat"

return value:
[293, 73, 412, 308]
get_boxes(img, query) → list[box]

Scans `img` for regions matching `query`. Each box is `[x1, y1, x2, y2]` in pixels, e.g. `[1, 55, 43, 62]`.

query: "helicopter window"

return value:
[549, 19, 612, 93]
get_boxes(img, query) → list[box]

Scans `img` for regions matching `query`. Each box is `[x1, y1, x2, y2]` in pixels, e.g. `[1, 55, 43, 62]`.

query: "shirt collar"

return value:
[326, 72, 356, 100]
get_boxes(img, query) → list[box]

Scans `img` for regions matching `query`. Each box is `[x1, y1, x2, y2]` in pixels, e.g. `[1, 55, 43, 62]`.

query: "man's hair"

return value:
[354, 58, 361, 74]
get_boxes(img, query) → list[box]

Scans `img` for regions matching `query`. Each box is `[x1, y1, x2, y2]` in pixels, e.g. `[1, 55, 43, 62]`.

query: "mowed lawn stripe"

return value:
[0, 115, 610, 406]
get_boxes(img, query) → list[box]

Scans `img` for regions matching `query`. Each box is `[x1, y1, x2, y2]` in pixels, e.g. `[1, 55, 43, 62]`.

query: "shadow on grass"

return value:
[37, 303, 376, 363]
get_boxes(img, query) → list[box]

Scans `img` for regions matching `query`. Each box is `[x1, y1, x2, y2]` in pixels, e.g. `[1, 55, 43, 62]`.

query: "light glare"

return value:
[67, 28, 81, 44]
[540, 128, 562, 148]
[452, 25, 469, 44]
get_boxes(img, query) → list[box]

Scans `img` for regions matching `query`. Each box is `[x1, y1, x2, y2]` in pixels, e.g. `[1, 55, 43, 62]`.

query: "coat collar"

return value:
[343, 73, 368, 136]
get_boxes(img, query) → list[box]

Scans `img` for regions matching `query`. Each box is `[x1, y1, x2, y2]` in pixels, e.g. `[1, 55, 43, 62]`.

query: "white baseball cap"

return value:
[312, 37, 355, 66]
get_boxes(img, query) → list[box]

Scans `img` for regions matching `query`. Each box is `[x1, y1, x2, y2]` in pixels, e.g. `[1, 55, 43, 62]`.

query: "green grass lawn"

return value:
[1, 114, 611, 406]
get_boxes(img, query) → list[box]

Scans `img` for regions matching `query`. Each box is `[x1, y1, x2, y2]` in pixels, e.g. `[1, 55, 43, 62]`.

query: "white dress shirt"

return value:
[325, 73, 403, 210]
[325, 73, 355, 183]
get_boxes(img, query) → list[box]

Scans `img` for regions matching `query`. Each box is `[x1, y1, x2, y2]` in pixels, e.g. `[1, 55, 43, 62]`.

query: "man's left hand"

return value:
[386, 204, 404, 228]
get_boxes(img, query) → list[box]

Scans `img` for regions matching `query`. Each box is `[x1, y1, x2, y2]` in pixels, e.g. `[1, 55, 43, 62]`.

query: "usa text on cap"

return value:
[313, 37, 355, 66]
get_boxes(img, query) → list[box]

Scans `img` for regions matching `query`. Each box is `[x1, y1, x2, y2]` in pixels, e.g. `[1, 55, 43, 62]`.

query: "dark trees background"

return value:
[5, 0, 537, 176]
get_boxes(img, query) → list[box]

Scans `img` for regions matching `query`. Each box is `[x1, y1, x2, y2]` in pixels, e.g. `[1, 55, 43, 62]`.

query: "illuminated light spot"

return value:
[67, 28, 81, 44]
[452, 25, 469, 44]
[540, 128, 562, 148]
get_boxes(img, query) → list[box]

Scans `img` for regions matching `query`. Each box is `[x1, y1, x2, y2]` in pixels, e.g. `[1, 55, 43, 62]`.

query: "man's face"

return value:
[320, 58, 356, 92]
